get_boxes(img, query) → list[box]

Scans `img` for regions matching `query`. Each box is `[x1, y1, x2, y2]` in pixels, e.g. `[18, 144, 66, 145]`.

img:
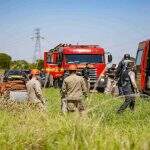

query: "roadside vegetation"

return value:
[0, 52, 44, 71]
[0, 88, 150, 150]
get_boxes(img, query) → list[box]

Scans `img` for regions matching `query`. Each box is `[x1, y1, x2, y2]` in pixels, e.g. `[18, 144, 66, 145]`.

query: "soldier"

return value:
[61, 64, 87, 114]
[116, 54, 131, 95]
[117, 61, 138, 113]
[104, 64, 117, 94]
[82, 63, 90, 92]
[26, 69, 46, 111]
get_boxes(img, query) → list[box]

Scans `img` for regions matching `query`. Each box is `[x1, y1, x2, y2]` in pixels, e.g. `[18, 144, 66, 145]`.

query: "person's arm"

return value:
[34, 81, 45, 104]
[129, 71, 139, 92]
[105, 68, 109, 75]
[115, 61, 123, 78]
[108, 68, 115, 78]
[61, 80, 67, 98]
[81, 78, 88, 98]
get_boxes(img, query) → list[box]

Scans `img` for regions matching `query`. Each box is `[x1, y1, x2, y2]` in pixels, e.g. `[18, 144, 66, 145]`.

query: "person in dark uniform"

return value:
[117, 61, 139, 113]
[82, 63, 90, 92]
[116, 54, 131, 95]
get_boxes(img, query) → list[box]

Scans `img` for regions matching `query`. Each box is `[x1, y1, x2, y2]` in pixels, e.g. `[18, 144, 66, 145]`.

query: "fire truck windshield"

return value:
[65, 54, 104, 64]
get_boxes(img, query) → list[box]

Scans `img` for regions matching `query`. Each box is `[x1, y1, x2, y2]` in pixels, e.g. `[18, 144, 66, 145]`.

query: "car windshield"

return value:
[8, 70, 23, 75]
[22, 70, 31, 75]
[65, 54, 104, 64]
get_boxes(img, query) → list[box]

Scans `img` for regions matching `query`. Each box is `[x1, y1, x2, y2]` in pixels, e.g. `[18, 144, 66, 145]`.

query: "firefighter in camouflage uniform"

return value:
[61, 64, 87, 114]
[26, 69, 46, 111]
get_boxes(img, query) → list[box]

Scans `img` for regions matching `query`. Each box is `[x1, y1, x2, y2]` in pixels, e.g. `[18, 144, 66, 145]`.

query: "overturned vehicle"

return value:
[0, 70, 29, 101]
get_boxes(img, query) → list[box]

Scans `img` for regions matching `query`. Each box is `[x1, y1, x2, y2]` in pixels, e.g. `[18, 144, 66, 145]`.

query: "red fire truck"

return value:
[135, 40, 150, 94]
[44, 44, 112, 89]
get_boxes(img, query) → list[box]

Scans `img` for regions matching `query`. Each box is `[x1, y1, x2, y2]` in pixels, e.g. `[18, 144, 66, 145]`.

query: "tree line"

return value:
[0, 53, 44, 70]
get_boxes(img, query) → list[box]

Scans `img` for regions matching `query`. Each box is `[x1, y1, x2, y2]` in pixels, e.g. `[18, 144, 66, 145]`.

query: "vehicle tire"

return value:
[97, 87, 105, 93]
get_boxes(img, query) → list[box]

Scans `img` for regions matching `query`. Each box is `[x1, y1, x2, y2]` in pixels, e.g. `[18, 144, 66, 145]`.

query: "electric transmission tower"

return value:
[31, 28, 44, 63]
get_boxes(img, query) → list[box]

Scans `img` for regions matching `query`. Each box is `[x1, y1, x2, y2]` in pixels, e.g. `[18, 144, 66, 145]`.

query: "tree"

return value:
[0, 53, 12, 69]
[29, 59, 44, 70]
[11, 60, 30, 70]
[37, 59, 44, 70]
[29, 63, 37, 69]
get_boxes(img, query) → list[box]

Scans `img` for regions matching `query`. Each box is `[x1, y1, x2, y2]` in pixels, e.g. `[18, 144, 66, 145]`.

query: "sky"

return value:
[0, 0, 150, 63]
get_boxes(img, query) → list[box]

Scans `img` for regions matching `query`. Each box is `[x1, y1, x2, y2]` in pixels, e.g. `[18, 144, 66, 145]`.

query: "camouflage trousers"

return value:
[61, 98, 85, 113]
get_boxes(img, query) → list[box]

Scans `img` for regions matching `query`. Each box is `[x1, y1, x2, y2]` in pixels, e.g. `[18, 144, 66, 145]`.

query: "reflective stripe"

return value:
[46, 68, 55, 72]
[46, 68, 64, 72]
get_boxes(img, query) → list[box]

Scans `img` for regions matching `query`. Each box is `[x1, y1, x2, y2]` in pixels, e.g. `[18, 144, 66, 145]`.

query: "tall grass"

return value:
[0, 88, 150, 150]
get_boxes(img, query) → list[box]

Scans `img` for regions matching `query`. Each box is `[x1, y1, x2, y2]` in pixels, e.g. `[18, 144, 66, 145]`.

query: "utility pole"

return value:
[31, 28, 44, 63]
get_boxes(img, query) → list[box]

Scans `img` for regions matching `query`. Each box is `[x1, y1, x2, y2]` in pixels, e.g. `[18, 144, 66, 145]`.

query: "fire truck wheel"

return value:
[97, 87, 105, 93]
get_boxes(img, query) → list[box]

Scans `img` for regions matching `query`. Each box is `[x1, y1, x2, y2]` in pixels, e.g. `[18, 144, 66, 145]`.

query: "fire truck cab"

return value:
[44, 44, 112, 89]
[135, 40, 150, 94]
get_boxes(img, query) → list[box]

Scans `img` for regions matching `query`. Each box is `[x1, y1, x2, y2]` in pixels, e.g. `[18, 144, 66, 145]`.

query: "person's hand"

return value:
[42, 98, 47, 104]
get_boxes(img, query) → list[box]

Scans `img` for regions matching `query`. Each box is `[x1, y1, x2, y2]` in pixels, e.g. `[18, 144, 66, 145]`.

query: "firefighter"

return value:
[82, 63, 90, 92]
[116, 54, 131, 95]
[104, 64, 117, 94]
[117, 61, 139, 113]
[61, 64, 87, 114]
[26, 69, 46, 111]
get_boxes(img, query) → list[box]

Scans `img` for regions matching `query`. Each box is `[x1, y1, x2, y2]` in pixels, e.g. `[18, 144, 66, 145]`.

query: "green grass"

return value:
[0, 88, 150, 150]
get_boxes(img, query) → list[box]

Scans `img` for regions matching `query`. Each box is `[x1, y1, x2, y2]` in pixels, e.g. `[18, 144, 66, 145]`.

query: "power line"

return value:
[31, 28, 44, 63]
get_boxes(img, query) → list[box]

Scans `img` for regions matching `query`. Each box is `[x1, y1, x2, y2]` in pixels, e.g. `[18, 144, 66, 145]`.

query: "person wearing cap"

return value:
[117, 61, 139, 113]
[61, 64, 88, 114]
[115, 54, 131, 95]
[26, 69, 46, 111]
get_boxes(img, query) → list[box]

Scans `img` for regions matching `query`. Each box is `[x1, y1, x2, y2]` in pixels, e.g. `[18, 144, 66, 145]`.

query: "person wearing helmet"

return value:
[115, 54, 131, 95]
[26, 69, 46, 111]
[124, 54, 131, 60]
[61, 64, 87, 114]
[117, 61, 139, 113]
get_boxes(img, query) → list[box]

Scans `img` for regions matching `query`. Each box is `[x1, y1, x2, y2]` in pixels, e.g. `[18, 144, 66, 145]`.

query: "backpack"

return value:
[120, 60, 133, 87]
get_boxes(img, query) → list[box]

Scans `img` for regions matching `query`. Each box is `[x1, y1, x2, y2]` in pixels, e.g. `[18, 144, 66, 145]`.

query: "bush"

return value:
[28, 59, 44, 70]
[11, 60, 30, 70]
[37, 59, 44, 70]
